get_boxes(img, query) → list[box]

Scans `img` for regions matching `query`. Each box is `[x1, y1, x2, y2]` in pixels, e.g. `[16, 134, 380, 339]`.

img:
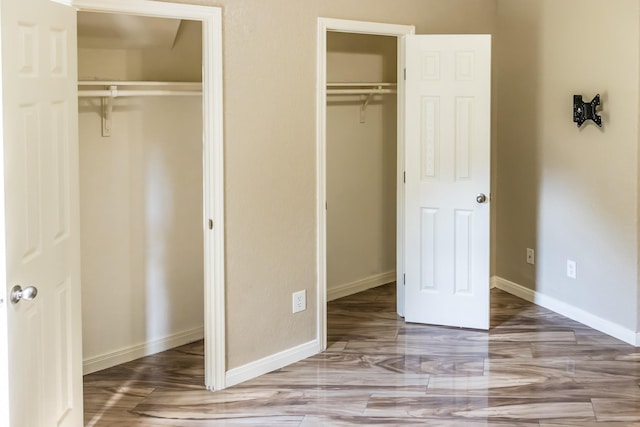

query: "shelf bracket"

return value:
[360, 93, 373, 123]
[101, 85, 116, 137]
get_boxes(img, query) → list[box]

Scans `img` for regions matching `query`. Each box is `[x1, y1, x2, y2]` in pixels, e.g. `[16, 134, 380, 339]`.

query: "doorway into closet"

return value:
[318, 19, 493, 344]
[318, 20, 414, 348]
[73, 1, 226, 397]
[325, 32, 398, 303]
[1, 2, 224, 424]
[77, 10, 206, 378]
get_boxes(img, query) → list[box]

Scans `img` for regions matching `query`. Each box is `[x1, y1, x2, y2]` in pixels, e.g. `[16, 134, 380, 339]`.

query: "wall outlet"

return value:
[292, 290, 306, 313]
[567, 260, 577, 279]
[526, 248, 535, 265]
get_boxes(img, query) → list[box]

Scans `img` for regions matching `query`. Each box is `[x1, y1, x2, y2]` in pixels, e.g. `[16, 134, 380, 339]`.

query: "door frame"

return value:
[0, 0, 226, 407]
[316, 18, 414, 349]
[70, 0, 226, 391]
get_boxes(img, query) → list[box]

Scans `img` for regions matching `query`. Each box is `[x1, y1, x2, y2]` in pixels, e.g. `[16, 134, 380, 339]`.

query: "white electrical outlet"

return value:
[292, 290, 306, 313]
[567, 260, 577, 279]
[526, 248, 535, 265]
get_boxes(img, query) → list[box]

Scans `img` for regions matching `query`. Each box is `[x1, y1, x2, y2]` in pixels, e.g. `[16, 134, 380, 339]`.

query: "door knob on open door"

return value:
[10, 285, 38, 304]
[476, 193, 488, 204]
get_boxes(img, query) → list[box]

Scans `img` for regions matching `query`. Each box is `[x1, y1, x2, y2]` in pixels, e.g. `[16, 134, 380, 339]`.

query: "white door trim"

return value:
[0, 83, 9, 427]
[316, 18, 414, 350]
[71, 0, 226, 390]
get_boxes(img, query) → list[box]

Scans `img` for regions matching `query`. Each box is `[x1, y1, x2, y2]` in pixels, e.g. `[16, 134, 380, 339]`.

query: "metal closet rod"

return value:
[325, 82, 398, 123]
[78, 90, 202, 97]
[77, 81, 203, 137]
[326, 82, 397, 96]
[326, 82, 396, 86]
[77, 81, 202, 98]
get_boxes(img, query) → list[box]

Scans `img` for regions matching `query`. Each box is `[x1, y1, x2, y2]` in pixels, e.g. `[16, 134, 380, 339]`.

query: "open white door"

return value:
[404, 35, 491, 330]
[2, 0, 82, 425]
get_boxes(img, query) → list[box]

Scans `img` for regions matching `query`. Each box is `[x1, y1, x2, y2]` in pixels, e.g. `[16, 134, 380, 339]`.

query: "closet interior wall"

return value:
[326, 33, 397, 300]
[77, 18, 205, 373]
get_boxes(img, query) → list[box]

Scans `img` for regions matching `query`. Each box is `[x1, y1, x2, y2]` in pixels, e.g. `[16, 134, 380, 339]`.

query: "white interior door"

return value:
[3, 0, 82, 425]
[403, 35, 491, 330]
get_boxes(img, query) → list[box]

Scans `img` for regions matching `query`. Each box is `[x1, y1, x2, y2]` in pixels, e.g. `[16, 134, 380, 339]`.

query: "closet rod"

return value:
[325, 83, 397, 123]
[78, 90, 202, 98]
[327, 82, 396, 87]
[326, 89, 396, 95]
[78, 81, 202, 87]
[77, 81, 202, 98]
[78, 82, 202, 137]
[326, 82, 397, 96]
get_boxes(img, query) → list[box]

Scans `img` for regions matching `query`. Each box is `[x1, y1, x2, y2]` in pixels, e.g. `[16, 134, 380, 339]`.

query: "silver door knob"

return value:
[476, 193, 488, 204]
[10, 285, 38, 304]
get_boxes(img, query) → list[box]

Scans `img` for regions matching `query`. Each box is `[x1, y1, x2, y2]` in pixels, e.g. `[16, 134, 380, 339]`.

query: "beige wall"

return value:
[326, 32, 397, 295]
[78, 21, 204, 363]
[127, 0, 640, 371]
[77, 20, 202, 82]
[158, 0, 496, 370]
[496, 0, 639, 330]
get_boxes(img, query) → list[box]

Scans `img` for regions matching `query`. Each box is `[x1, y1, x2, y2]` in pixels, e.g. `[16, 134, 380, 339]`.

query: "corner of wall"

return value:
[495, 0, 640, 334]
[494, 276, 638, 347]
[225, 340, 320, 388]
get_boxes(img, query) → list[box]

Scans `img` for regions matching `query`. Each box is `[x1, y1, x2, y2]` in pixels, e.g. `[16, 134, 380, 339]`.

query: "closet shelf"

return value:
[77, 81, 202, 137]
[326, 82, 397, 123]
[78, 81, 202, 98]
[326, 82, 397, 95]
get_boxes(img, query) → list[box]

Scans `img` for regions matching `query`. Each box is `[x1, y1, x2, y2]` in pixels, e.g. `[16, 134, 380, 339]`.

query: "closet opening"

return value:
[76, 10, 208, 390]
[317, 19, 415, 349]
[325, 31, 398, 335]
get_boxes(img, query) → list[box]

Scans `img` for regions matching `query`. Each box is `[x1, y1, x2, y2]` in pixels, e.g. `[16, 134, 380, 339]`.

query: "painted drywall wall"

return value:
[326, 32, 397, 298]
[158, 0, 496, 370]
[496, 0, 639, 331]
[78, 20, 204, 365]
[77, 20, 202, 82]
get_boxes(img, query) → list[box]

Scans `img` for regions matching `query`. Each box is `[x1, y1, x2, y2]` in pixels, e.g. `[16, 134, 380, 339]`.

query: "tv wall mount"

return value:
[573, 94, 602, 128]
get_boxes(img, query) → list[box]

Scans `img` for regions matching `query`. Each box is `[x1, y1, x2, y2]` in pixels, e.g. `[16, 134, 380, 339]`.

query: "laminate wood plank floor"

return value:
[84, 284, 640, 426]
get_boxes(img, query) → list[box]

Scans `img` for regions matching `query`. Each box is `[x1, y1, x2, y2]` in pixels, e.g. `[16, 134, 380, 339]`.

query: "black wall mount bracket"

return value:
[573, 94, 602, 128]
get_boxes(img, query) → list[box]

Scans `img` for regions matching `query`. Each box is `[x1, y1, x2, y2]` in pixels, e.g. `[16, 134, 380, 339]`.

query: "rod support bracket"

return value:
[360, 93, 373, 123]
[101, 85, 117, 137]
[359, 85, 384, 123]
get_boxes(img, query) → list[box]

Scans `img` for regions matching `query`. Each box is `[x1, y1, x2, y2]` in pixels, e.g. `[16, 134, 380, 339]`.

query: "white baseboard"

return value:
[493, 276, 638, 346]
[328, 270, 396, 302]
[83, 326, 205, 375]
[225, 340, 320, 388]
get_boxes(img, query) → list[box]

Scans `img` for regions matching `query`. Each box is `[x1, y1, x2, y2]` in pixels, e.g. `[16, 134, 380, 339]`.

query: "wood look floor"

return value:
[84, 284, 640, 426]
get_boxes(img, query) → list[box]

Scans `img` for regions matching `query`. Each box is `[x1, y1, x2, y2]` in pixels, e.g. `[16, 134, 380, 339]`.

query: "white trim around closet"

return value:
[316, 18, 415, 351]
[72, 0, 226, 391]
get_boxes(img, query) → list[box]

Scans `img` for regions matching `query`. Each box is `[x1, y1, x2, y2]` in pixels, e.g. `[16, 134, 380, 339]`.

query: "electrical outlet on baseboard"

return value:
[292, 290, 306, 313]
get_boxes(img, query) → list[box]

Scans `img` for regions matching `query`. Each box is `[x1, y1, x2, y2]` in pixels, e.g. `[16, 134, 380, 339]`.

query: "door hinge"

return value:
[403, 171, 406, 183]
[404, 68, 406, 81]
[325, 201, 328, 210]
[208, 219, 213, 230]
[403, 273, 406, 285]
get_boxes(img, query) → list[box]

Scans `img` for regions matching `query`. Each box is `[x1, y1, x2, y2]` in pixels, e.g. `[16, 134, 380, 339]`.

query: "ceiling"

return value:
[77, 12, 182, 50]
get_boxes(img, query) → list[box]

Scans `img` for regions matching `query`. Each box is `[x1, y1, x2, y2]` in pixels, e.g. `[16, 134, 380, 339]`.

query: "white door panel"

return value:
[4, 0, 82, 425]
[404, 35, 491, 330]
